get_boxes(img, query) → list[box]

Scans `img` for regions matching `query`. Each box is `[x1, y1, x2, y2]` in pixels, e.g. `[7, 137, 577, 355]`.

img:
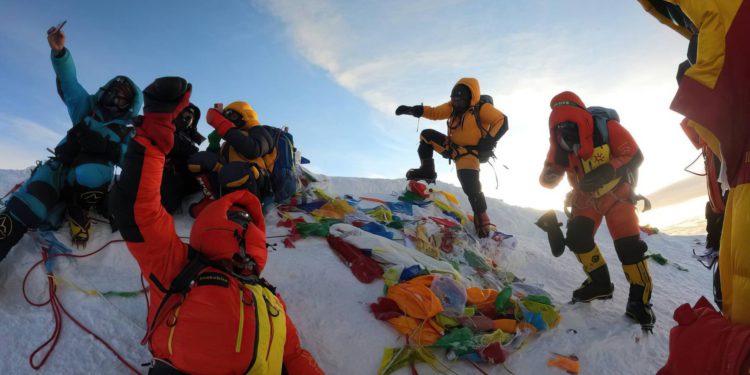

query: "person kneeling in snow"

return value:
[538, 91, 655, 331]
[111, 77, 323, 375]
[395, 78, 507, 238]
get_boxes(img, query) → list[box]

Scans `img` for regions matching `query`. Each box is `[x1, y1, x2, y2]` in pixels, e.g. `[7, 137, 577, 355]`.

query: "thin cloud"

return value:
[0, 113, 62, 145]
[257, 0, 703, 209]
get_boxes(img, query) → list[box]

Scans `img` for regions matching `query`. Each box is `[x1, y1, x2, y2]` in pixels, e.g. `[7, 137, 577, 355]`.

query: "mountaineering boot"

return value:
[406, 158, 437, 183]
[68, 205, 91, 248]
[474, 211, 494, 238]
[623, 260, 656, 331]
[571, 246, 614, 302]
[0, 212, 28, 262]
[625, 300, 656, 333]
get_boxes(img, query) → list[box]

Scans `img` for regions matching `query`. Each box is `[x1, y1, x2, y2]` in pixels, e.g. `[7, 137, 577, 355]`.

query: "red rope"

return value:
[22, 240, 141, 373]
[1, 181, 23, 200]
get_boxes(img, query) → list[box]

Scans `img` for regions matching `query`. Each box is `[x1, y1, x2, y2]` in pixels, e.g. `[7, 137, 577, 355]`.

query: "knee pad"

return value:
[71, 163, 114, 189]
[187, 151, 221, 174]
[614, 235, 648, 265]
[565, 216, 596, 253]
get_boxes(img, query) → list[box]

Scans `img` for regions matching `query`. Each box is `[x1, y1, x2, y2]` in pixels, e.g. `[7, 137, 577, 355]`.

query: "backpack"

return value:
[471, 95, 509, 163]
[584, 106, 650, 209]
[262, 126, 299, 203]
[587, 106, 618, 146]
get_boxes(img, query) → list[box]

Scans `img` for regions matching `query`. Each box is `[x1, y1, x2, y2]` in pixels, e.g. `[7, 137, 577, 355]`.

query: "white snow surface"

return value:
[0, 169, 713, 375]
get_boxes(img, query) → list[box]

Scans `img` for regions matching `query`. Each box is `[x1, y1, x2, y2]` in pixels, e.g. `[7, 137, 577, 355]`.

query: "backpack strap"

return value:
[142, 247, 205, 345]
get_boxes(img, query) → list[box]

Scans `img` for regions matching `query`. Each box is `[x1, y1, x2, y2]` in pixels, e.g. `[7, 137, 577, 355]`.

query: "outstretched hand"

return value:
[46, 24, 66, 53]
[139, 77, 193, 154]
[395, 105, 423, 117]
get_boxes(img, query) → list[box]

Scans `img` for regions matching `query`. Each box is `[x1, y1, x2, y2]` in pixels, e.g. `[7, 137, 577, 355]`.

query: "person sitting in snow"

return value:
[187, 101, 276, 217]
[0, 24, 142, 259]
[537, 91, 655, 330]
[110, 77, 323, 375]
[395, 78, 507, 238]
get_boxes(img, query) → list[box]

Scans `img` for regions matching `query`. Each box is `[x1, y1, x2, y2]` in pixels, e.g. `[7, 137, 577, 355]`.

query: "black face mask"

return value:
[450, 84, 471, 114]
[175, 107, 197, 131]
[98, 78, 134, 118]
[555, 121, 580, 153]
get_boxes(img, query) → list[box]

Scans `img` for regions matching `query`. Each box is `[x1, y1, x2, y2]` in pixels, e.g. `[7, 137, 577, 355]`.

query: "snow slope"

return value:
[0, 169, 713, 375]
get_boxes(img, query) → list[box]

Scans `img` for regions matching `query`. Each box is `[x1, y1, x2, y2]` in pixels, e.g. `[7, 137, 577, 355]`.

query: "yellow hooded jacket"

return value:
[421, 78, 506, 170]
[219, 101, 278, 179]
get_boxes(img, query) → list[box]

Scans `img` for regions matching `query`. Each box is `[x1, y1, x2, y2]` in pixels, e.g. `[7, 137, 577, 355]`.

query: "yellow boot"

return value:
[571, 246, 614, 302]
[623, 260, 655, 331]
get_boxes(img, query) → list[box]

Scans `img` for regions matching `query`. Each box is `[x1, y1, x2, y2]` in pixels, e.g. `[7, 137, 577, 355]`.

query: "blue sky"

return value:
[0, 0, 698, 210]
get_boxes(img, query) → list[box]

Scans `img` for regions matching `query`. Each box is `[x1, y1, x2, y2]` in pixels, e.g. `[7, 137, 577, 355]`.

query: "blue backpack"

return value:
[263, 126, 299, 203]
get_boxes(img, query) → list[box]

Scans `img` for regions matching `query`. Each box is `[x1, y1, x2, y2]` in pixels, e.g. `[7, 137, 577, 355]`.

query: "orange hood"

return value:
[548, 91, 595, 159]
[454, 78, 481, 106]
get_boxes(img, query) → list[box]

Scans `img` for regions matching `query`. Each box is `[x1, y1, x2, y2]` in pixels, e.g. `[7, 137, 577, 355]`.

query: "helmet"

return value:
[189, 190, 267, 276]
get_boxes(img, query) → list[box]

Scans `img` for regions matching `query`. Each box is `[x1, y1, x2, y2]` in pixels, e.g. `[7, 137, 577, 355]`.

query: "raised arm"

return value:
[47, 27, 92, 123]
[206, 108, 273, 159]
[111, 77, 192, 280]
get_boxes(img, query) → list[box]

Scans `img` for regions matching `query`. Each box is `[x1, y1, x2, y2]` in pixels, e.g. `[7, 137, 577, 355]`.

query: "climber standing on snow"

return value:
[537, 91, 655, 331]
[395, 78, 507, 238]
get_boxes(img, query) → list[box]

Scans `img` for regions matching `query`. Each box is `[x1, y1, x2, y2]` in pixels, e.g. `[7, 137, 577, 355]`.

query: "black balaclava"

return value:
[450, 84, 471, 115]
[555, 121, 580, 153]
[98, 76, 135, 120]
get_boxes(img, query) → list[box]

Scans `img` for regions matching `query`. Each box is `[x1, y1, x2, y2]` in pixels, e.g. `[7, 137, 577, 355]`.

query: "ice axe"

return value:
[535, 210, 566, 257]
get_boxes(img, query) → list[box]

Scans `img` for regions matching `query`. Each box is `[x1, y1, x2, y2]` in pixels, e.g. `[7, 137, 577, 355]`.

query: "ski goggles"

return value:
[222, 109, 245, 128]
[555, 121, 580, 153]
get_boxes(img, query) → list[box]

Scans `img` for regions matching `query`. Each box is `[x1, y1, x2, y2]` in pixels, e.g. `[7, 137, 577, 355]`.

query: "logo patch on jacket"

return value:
[196, 272, 230, 288]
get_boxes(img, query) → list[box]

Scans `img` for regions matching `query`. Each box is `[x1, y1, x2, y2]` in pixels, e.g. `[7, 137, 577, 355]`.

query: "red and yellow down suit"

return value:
[112, 90, 322, 374]
[641, 0, 750, 325]
[540, 91, 653, 308]
[421, 78, 506, 171]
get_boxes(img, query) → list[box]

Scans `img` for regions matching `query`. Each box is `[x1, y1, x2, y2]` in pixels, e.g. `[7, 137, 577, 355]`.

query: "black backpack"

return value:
[471, 95, 508, 163]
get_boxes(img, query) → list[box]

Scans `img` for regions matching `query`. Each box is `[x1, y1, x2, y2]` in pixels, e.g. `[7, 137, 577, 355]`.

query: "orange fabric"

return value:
[189, 190, 267, 271]
[548, 91, 595, 160]
[548, 354, 581, 374]
[570, 183, 641, 240]
[492, 319, 518, 333]
[466, 287, 498, 305]
[125, 136, 321, 374]
[386, 316, 444, 345]
[420, 78, 506, 171]
[541, 92, 639, 192]
[386, 276, 442, 320]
